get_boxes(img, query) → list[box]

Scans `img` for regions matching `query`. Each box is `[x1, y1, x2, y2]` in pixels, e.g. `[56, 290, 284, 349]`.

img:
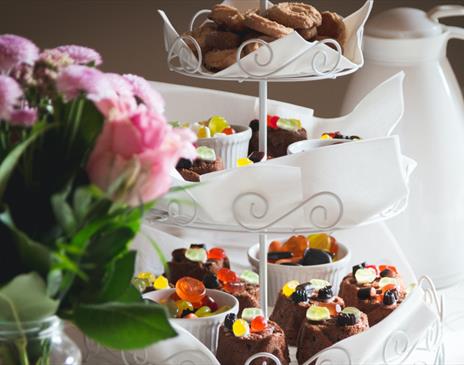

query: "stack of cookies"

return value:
[184, 2, 347, 72]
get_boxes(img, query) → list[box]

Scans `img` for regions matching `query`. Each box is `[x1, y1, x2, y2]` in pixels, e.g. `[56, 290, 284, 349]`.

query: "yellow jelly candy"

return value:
[237, 157, 253, 167]
[282, 280, 299, 297]
[321, 133, 332, 140]
[232, 319, 250, 337]
[197, 126, 211, 139]
[208, 115, 229, 135]
[308, 233, 332, 251]
[136, 272, 156, 285]
[154, 275, 169, 290]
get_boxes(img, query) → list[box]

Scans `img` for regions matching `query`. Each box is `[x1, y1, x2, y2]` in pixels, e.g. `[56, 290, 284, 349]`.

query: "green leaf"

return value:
[51, 192, 77, 236]
[98, 251, 137, 303]
[74, 302, 177, 350]
[73, 186, 93, 222]
[0, 273, 59, 322]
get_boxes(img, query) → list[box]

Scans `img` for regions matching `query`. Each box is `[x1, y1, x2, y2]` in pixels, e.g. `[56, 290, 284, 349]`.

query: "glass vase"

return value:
[0, 316, 81, 365]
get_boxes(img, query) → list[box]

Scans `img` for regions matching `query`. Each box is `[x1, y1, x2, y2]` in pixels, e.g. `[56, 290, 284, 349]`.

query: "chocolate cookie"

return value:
[266, 2, 322, 29]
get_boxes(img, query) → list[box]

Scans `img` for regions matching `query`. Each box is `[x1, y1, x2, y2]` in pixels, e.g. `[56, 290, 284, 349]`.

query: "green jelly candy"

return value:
[309, 279, 331, 290]
[306, 306, 330, 321]
[378, 277, 399, 289]
[196, 146, 216, 162]
[185, 248, 207, 263]
[131, 277, 147, 293]
[341, 307, 361, 321]
[195, 306, 212, 317]
[355, 268, 377, 284]
[208, 115, 229, 135]
[276, 118, 302, 131]
[214, 305, 232, 314]
[240, 270, 259, 285]
[241, 307, 263, 322]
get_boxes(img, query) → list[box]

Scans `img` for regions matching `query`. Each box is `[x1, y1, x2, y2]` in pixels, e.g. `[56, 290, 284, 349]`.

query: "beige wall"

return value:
[1, 0, 463, 116]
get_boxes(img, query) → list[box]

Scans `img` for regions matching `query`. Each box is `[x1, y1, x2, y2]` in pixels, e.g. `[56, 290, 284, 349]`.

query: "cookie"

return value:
[183, 22, 218, 54]
[317, 11, 346, 48]
[204, 48, 240, 72]
[298, 27, 318, 41]
[244, 9, 293, 39]
[266, 2, 322, 29]
[209, 4, 246, 33]
[244, 35, 276, 55]
[205, 30, 241, 50]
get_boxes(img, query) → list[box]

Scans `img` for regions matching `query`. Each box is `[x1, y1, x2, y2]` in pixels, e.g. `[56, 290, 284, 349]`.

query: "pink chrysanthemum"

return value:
[123, 74, 165, 115]
[55, 45, 102, 66]
[0, 75, 22, 120]
[0, 34, 39, 74]
[10, 106, 38, 127]
[56, 65, 115, 101]
[39, 48, 74, 69]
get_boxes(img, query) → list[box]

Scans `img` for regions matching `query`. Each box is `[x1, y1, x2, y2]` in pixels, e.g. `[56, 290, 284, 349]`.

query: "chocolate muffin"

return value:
[296, 307, 369, 364]
[176, 146, 224, 182]
[216, 317, 290, 365]
[338, 263, 406, 326]
[270, 279, 345, 346]
[233, 282, 260, 315]
[248, 118, 307, 158]
[167, 246, 230, 285]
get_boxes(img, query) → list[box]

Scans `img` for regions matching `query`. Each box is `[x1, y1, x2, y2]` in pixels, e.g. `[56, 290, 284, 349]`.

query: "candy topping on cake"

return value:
[276, 118, 302, 131]
[224, 313, 236, 329]
[321, 131, 361, 140]
[355, 268, 377, 284]
[291, 288, 309, 304]
[309, 279, 331, 291]
[203, 273, 220, 289]
[378, 277, 399, 289]
[341, 307, 361, 322]
[250, 315, 267, 333]
[240, 270, 259, 285]
[306, 306, 330, 321]
[154, 275, 169, 290]
[352, 262, 366, 276]
[282, 280, 299, 297]
[185, 248, 207, 263]
[317, 285, 334, 301]
[208, 247, 226, 260]
[357, 287, 376, 300]
[383, 290, 398, 305]
[242, 307, 264, 322]
[196, 146, 217, 161]
[217, 268, 238, 283]
[232, 319, 250, 337]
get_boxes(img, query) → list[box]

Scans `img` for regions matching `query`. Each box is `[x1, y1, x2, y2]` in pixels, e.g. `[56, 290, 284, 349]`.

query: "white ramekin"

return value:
[143, 288, 238, 352]
[287, 138, 350, 154]
[247, 241, 351, 306]
[196, 125, 252, 169]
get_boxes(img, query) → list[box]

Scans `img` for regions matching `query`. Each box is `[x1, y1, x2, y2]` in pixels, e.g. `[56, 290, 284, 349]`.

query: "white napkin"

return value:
[158, 0, 373, 79]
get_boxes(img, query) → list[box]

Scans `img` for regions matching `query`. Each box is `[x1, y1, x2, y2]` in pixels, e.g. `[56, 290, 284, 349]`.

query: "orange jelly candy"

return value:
[379, 265, 398, 274]
[208, 247, 226, 260]
[282, 235, 309, 257]
[175, 277, 206, 303]
[381, 283, 398, 295]
[251, 315, 267, 333]
[223, 281, 245, 294]
[269, 240, 283, 252]
[217, 268, 238, 283]
[317, 302, 342, 316]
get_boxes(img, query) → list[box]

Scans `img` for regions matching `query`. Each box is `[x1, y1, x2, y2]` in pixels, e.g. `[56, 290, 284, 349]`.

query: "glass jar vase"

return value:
[0, 316, 81, 365]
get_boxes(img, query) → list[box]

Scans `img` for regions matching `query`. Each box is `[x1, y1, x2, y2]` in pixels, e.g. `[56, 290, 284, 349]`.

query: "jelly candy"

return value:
[301, 248, 332, 266]
[355, 268, 376, 284]
[352, 262, 366, 276]
[329, 236, 339, 256]
[136, 272, 156, 286]
[379, 265, 398, 275]
[380, 284, 398, 296]
[242, 308, 263, 322]
[195, 306, 212, 317]
[291, 289, 309, 304]
[267, 251, 293, 262]
[223, 281, 245, 294]
[357, 287, 376, 300]
[131, 277, 147, 293]
[383, 290, 397, 305]
[207, 247, 226, 260]
[282, 280, 299, 297]
[308, 233, 332, 251]
[317, 302, 341, 316]
[224, 313, 236, 329]
[240, 270, 259, 285]
[197, 126, 211, 139]
[202, 295, 219, 312]
[365, 264, 379, 275]
[341, 307, 361, 321]
[176, 300, 194, 318]
[185, 248, 207, 263]
[154, 275, 169, 290]
[208, 115, 229, 135]
[196, 146, 216, 162]
[203, 274, 220, 289]
[215, 305, 231, 314]
[296, 282, 314, 296]
[184, 313, 198, 319]
[237, 157, 253, 167]
[267, 115, 279, 129]
[232, 319, 250, 337]
[379, 277, 399, 290]
[317, 286, 334, 300]
[217, 268, 238, 283]
[176, 277, 206, 303]
[223, 127, 235, 135]
[251, 315, 267, 333]
[309, 279, 330, 291]
[306, 306, 330, 321]
[321, 133, 332, 140]
[282, 235, 309, 258]
[337, 312, 357, 326]
[276, 118, 301, 131]
[268, 240, 283, 252]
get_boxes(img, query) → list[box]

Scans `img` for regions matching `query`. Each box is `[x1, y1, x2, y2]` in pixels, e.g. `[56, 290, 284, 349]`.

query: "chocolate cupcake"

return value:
[167, 245, 230, 285]
[270, 279, 345, 346]
[296, 306, 369, 364]
[216, 309, 290, 365]
[248, 117, 307, 158]
[176, 146, 224, 182]
[338, 263, 406, 326]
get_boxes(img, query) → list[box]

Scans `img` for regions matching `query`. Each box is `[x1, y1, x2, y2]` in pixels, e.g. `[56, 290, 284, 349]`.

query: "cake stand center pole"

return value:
[259, 232, 268, 318]
[258, 80, 268, 157]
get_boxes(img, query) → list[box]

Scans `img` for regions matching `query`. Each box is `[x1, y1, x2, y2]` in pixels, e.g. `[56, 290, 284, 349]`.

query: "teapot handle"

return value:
[428, 5, 464, 41]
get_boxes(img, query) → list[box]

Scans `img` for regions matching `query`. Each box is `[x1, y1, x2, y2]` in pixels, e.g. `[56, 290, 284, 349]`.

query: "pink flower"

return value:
[56, 65, 115, 101]
[55, 45, 102, 66]
[123, 74, 164, 115]
[10, 106, 37, 127]
[0, 34, 39, 74]
[0, 75, 22, 120]
[39, 48, 74, 69]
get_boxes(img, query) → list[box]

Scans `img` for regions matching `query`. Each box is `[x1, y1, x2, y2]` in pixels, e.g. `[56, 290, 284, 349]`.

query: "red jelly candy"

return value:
[223, 281, 245, 294]
[223, 127, 235, 135]
[251, 315, 267, 333]
[202, 295, 219, 312]
[217, 268, 238, 283]
[176, 277, 206, 303]
[267, 115, 279, 129]
[208, 247, 226, 260]
[365, 264, 379, 275]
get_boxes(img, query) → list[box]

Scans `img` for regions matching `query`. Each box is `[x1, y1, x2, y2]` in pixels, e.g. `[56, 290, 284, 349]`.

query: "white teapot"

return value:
[341, 5, 464, 288]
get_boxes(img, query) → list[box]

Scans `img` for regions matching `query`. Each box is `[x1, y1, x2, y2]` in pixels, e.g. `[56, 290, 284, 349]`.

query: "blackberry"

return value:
[383, 289, 398, 305]
[203, 273, 220, 289]
[291, 288, 308, 304]
[224, 313, 236, 330]
[317, 285, 334, 301]
[296, 282, 314, 296]
[337, 312, 357, 326]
